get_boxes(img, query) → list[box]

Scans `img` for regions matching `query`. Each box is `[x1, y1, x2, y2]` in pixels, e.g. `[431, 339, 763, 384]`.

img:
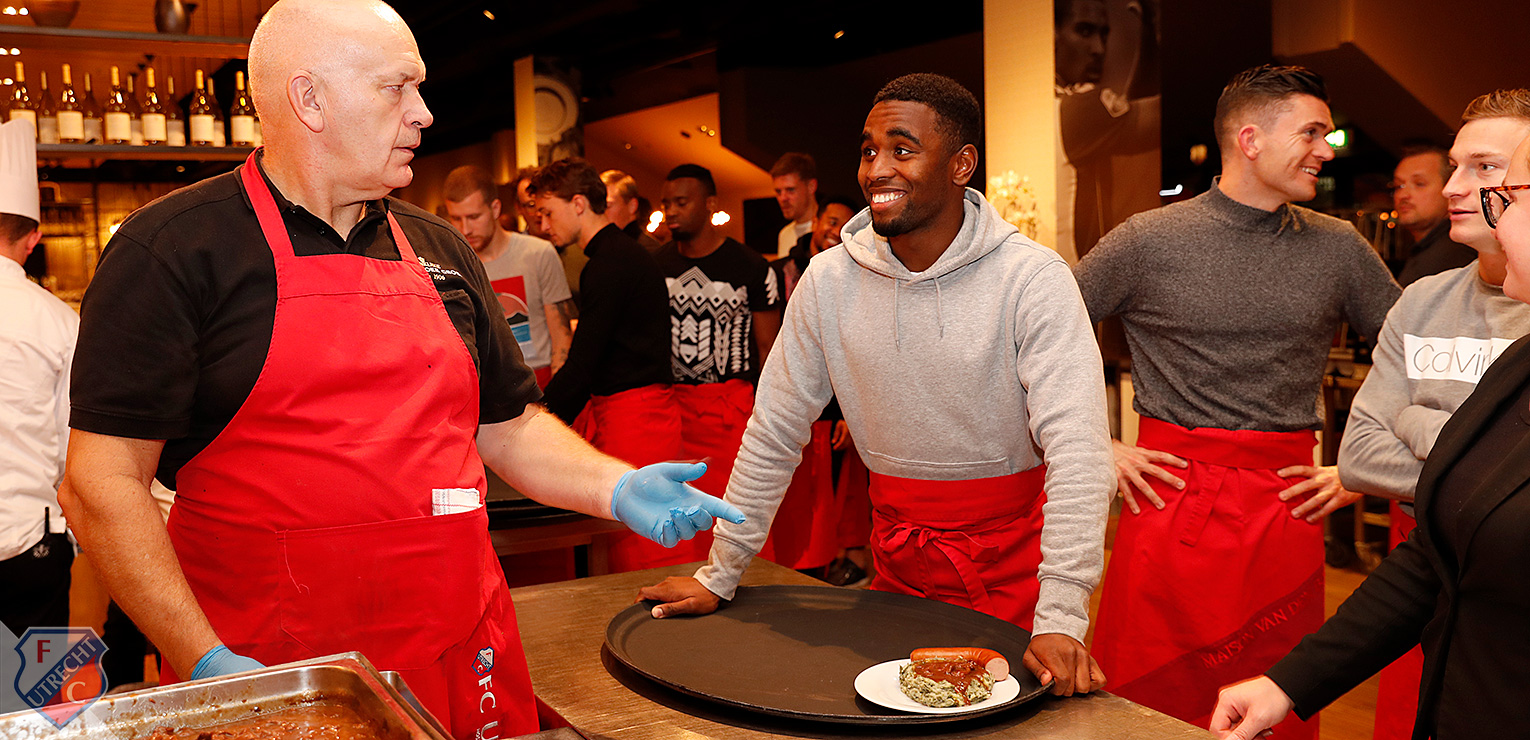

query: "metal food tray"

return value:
[0, 652, 448, 740]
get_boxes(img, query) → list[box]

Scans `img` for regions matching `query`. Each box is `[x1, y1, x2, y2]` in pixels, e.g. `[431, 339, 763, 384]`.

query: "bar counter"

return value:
[510, 560, 1214, 739]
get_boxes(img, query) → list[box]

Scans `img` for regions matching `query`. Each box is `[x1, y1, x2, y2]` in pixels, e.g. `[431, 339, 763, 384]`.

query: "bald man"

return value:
[59, 2, 742, 737]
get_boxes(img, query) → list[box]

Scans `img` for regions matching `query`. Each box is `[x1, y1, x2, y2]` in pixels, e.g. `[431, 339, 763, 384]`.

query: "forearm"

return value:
[57, 431, 220, 679]
[1394, 404, 1451, 461]
[543, 302, 573, 375]
[1336, 406, 1425, 501]
[478, 406, 629, 519]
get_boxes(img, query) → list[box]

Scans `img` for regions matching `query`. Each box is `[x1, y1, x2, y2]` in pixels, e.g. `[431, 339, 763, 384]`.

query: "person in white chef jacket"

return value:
[0, 118, 81, 635]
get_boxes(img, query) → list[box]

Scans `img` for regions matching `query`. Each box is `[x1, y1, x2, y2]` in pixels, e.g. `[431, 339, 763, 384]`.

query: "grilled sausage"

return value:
[909, 647, 1009, 681]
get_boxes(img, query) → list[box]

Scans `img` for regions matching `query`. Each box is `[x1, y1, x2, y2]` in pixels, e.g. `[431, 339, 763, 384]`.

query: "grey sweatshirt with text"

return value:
[1338, 262, 1530, 500]
[693, 189, 1115, 641]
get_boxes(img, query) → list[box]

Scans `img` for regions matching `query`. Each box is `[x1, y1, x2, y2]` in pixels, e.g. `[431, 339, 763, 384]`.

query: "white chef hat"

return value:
[0, 118, 39, 223]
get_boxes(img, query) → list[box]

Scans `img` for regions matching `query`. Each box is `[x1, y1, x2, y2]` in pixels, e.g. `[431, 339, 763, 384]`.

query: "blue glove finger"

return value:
[655, 519, 679, 548]
[645, 461, 708, 484]
[683, 505, 714, 534]
[697, 494, 746, 525]
[668, 506, 700, 541]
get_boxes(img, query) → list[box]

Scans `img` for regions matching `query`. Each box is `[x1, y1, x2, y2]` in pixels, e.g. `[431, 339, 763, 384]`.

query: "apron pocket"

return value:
[277, 507, 494, 671]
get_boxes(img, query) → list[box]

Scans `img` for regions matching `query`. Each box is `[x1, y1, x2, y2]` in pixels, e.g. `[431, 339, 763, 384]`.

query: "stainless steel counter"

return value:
[509, 559, 1214, 739]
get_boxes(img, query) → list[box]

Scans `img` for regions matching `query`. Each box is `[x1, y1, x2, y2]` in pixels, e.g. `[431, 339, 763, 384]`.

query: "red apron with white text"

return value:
[1092, 418, 1322, 739]
[583, 384, 687, 573]
[1372, 503, 1421, 740]
[868, 467, 1046, 629]
[163, 152, 536, 740]
[760, 420, 840, 571]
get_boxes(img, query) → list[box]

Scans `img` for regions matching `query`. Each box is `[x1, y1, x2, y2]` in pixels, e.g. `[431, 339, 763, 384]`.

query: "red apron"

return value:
[867, 467, 1046, 629]
[163, 152, 536, 740]
[760, 420, 840, 571]
[582, 384, 688, 573]
[1372, 503, 1421, 740]
[664, 379, 755, 565]
[836, 446, 872, 550]
[1092, 418, 1323, 740]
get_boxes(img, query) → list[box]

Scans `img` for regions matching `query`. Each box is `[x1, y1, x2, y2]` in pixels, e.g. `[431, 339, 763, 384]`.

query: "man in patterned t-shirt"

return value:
[653, 163, 782, 568]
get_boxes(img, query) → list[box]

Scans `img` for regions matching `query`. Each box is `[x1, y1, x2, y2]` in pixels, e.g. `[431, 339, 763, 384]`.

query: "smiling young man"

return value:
[640, 73, 1117, 698]
[443, 165, 572, 387]
[1328, 90, 1530, 740]
[1075, 65, 1401, 738]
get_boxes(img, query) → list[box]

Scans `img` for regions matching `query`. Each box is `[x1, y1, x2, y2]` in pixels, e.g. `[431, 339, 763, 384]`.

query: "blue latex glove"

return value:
[189, 644, 265, 680]
[611, 462, 747, 547]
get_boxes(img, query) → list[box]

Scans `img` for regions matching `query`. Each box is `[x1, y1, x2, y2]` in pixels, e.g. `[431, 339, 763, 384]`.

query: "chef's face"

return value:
[534, 192, 584, 250]
[774, 173, 816, 222]
[1442, 117, 1530, 251]
[1496, 135, 1530, 302]
[1391, 153, 1449, 232]
[1247, 94, 1334, 205]
[859, 100, 974, 239]
[810, 202, 855, 255]
[325, 28, 432, 196]
[1055, 0, 1108, 87]
[443, 190, 500, 253]
[661, 177, 715, 242]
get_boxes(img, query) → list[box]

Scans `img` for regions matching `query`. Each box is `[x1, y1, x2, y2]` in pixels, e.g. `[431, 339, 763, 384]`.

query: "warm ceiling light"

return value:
[622, 142, 632, 150]
[9, 48, 17, 55]
[834, 30, 845, 39]
[711, 211, 730, 226]
[15, 7, 24, 14]
[0, 49, 8, 56]
[2, 78, 11, 85]
[647, 210, 662, 232]
[0, 8, 14, 15]
[482, 9, 494, 20]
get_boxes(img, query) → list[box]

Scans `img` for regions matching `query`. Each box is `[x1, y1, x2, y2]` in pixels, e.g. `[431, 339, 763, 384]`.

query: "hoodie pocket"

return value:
[864, 449, 1009, 470]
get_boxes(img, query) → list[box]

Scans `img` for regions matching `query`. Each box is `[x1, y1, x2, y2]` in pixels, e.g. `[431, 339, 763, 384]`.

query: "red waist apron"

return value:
[163, 152, 536, 740]
[1092, 418, 1323, 740]
[760, 420, 840, 571]
[867, 467, 1046, 629]
[837, 446, 872, 550]
[663, 379, 755, 567]
[583, 384, 687, 573]
[1373, 503, 1421, 740]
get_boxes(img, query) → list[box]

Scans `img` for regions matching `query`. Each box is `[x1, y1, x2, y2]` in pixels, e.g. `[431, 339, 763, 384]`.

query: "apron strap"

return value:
[878, 523, 998, 612]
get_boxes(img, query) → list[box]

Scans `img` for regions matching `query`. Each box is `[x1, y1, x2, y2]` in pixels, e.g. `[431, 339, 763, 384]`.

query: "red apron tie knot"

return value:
[878, 522, 999, 611]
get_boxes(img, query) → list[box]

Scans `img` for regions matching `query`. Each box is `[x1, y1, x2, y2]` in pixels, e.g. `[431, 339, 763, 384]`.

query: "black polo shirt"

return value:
[71, 157, 540, 489]
[541, 224, 672, 424]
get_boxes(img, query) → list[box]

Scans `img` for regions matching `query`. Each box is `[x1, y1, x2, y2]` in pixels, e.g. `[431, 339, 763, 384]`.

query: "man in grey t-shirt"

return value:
[444, 165, 573, 387]
[1075, 65, 1400, 738]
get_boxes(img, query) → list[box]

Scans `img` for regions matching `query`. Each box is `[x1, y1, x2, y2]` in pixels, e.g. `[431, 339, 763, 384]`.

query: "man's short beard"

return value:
[871, 210, 917, 238]
[669, 227, 695, 242]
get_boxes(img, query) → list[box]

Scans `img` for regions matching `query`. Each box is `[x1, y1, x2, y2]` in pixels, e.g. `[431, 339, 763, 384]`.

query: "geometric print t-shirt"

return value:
[654, 237, 781, 385]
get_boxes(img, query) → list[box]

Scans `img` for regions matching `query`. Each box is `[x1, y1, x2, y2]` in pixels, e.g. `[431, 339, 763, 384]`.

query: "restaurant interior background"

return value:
[8, 0, 1530, 679]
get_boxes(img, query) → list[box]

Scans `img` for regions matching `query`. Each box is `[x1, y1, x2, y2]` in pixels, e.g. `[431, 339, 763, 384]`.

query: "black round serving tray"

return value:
[604, 585, 1049, 725]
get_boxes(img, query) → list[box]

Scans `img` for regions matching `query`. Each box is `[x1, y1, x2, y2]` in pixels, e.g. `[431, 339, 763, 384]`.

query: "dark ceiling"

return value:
[380, 0, 983, 156]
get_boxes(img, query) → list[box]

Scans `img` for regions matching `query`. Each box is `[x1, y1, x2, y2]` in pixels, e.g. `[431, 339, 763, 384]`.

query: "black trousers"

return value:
[0, 529, 73, 635]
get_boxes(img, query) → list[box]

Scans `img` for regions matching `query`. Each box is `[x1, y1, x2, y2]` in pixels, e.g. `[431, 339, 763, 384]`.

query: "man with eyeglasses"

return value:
[1212, 89, 1530, 740]
[1314, 89, 1530, 740]
[1392, 144, 1476, 287]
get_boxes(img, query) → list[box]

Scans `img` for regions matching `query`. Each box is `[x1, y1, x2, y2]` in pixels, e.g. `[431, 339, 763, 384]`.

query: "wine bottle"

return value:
[188, 69, 215, 146]
[81, 72, 103, 144]
[141, 67, 166, 145]
[8, 62, 37, 132]
[56, 64, 84, 144]
[205, 74, 225, 147]
[103, 66, 132, 145]
[125, 72, 144, 145]
[165, 75, 185, 146]
[36, 70, 58, 144]
[230, 70, 256, 147]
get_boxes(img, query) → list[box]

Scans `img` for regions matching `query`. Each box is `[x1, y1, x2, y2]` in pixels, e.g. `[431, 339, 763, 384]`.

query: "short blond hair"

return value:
[601, 170, 639, 202]
[1461, 89, 1530, 125]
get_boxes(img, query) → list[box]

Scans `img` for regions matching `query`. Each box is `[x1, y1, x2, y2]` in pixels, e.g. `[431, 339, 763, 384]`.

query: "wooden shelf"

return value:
[38, 143, 254, 163]
[0, 24, 249, 58]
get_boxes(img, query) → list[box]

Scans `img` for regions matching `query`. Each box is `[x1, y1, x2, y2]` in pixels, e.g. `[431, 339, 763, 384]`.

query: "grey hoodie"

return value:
[694, 189, 1115, 641]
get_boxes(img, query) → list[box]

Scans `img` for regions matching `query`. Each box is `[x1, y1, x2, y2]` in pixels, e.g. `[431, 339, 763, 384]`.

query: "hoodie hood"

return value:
[842, 187, 1018, 284]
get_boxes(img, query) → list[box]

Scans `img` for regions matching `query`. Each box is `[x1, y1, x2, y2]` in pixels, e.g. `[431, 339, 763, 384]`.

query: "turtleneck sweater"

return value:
[1074, 181, 1401, 432]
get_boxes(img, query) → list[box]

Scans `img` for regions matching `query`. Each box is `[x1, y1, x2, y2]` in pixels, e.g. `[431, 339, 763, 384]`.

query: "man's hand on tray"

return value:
[637, 576, 722, 618]
[1022, 634, 1106, 697]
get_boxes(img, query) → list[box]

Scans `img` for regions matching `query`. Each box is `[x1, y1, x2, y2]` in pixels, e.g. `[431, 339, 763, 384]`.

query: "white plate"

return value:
[853, 659, 1019, 715]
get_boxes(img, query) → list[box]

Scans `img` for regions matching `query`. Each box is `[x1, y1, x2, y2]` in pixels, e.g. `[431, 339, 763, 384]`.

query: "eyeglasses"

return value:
[1480, 184, 1530, 229]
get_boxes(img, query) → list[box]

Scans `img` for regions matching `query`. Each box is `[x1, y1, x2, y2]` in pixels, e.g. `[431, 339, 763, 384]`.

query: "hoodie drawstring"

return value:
[893, 280, 901, 350]
[934, 276, 944, 339]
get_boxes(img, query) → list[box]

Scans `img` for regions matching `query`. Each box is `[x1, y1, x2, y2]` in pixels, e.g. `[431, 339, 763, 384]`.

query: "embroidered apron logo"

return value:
[473, 646, 495, 677]
[8, 627, 109, 727]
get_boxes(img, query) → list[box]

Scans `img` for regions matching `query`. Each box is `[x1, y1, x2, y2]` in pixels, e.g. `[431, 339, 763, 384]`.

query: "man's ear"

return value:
[1236, 124, 1262, 162]
[289, 70, 325, 133]
[950, 143, 979, 187]
[20, 229, 40, 260]
[489, 198, 502, 221]
[706, 194, 719, 215]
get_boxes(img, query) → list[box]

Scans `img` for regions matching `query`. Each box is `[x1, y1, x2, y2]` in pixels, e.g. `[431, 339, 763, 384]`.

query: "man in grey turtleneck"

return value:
[1074, 65, 1400, 738]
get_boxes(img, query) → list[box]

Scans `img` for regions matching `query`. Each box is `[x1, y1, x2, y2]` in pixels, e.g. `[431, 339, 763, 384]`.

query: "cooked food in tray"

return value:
[141, 702, 395, 740]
